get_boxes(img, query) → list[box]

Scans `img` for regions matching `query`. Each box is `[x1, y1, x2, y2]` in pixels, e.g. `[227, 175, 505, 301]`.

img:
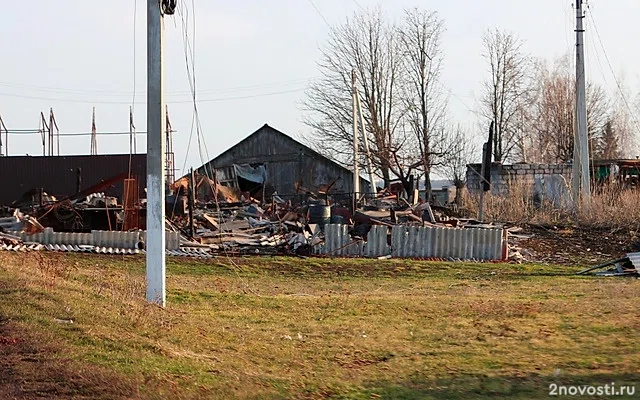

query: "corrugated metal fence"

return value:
[15, 228, 180, 250]
[316, 224, 505, 261]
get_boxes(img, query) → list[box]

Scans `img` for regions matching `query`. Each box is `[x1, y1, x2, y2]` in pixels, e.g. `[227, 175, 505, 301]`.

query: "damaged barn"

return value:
[196, 124, 371, 202]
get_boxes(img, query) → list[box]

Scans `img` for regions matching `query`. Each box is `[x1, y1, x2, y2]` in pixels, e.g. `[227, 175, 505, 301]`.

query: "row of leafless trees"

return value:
[303, 8, 639, 200]
[303, 7, 467, 198]
[480, 30, 638, 164]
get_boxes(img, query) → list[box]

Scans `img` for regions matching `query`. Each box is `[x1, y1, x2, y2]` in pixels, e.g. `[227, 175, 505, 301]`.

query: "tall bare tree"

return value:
[303, 8, 406, 188]
[398, 8, 448, 200]
[440, 125, 475, 206]
[479, 29, 534, 163]
[530, 55, 610, 163]
[604, 80, 638, 158]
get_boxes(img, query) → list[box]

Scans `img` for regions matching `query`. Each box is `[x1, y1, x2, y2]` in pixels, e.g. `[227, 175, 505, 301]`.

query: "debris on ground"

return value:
[576, 253, 640, 277]
[8, 173, 633, 264]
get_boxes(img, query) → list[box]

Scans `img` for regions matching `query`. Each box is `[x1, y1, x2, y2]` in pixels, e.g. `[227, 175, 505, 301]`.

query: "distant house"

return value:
[196, 124, 370, 200]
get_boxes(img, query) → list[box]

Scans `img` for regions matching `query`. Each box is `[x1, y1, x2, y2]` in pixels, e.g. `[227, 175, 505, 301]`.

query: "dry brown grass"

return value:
[463, 181, 640, 231]
[1, 253, 639, 399]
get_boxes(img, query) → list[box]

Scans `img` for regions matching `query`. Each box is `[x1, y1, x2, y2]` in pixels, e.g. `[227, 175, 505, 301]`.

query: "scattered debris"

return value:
[0, 167, 513, 260]
[577, 253, 640, 277]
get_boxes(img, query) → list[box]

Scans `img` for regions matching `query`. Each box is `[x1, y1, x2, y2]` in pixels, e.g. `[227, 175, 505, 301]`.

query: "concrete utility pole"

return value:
[572, 0, 590, 204]
[146, 0, 166, 306]
[351, 69, 360, 203]
[356, 92, 377, 195]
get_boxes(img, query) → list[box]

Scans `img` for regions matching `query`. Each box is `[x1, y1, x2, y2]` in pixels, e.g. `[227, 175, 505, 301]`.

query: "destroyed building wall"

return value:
[466, 163, 572, 205]
[198, 124, 370, 198]
[0, 154, 146, 206]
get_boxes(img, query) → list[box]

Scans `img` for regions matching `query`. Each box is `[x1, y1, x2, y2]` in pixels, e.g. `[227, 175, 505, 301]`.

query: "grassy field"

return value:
[0, 252, 638, 399]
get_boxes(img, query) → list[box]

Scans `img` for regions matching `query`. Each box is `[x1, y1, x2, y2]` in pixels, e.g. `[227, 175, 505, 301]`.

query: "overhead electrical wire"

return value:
[132, 0, 138, 112]
[7, 130, 148, 137]
[351, 0, 365, 11]
[0, 87, 306, 104]
[0, 77, 314, 97]
[176, 0, 249, 276]
[587, 6, 640, 135]
[127, 0, 139, 185]
[307, 0, 332, 28]
[176, 1, 197, 179]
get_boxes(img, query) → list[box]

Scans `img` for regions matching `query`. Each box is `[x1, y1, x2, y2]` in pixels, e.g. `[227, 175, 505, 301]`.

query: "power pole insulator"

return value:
[161, 0, 176, 15]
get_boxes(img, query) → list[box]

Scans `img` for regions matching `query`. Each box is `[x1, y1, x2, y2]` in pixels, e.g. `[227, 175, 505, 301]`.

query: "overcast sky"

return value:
[0, 0, 638, 174]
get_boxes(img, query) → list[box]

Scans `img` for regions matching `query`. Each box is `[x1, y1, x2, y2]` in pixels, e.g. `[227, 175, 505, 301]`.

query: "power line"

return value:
[0, 77, 316, 97]
[7, 130, 149, 137]
[0, 87, 306, 104]
[587, 7, 640, 134]
[351, 0, 365, 11]
[132, 0, 138, 112]
[307, 0, 332, 28]
[176, 0, 246, 276]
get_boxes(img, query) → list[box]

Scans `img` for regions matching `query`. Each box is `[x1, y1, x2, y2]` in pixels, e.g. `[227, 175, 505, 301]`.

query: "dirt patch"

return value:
[515, 225, 639, 266]
[0, 315, 136, 400]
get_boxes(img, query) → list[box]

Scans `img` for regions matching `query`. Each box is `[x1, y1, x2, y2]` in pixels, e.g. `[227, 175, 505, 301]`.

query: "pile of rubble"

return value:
[0, 232, 21, 247]
[0, 175, 507, 261]
[166, 185, 508, 260]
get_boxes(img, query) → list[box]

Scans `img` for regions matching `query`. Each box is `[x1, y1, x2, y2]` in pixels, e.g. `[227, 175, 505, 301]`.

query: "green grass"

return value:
[0, 253, 638, 399]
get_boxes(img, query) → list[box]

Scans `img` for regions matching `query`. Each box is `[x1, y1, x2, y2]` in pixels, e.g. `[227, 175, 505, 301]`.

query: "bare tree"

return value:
[531, 55, 610, 163]
[479, 29, 534, 163]
[440, 125, 475, 206]
[398, 8, 448, 200]
[604, 80, 638, 158]
[302, 8, 406, 188]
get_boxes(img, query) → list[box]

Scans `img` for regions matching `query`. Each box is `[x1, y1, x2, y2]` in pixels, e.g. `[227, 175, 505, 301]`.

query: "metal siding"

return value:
[318, 224, 505, 261]
[0, 154, 146, 205]
[199, 125, 370, 196]
[266, 161, 298, 196]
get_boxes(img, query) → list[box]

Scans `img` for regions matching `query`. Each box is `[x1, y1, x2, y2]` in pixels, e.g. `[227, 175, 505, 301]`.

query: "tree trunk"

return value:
[454, 182, 464, 206]
[401, 176, 412, 199]
[494, 126, 503, 162]
[423, 170, 432, 202]
[381, 167, 391, 189]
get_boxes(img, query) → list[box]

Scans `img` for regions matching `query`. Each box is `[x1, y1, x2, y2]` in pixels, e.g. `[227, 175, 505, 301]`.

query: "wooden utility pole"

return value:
[146, 0, 166, 306]
[0, 114, 7, 157]
[188, 167, 196, 238]
[90, 107, 98, 155]
[129, 106, 137, 154]
[351, 69, 360, 207]
[478, 122, 494, 222]
[572, 0, 590, 204]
